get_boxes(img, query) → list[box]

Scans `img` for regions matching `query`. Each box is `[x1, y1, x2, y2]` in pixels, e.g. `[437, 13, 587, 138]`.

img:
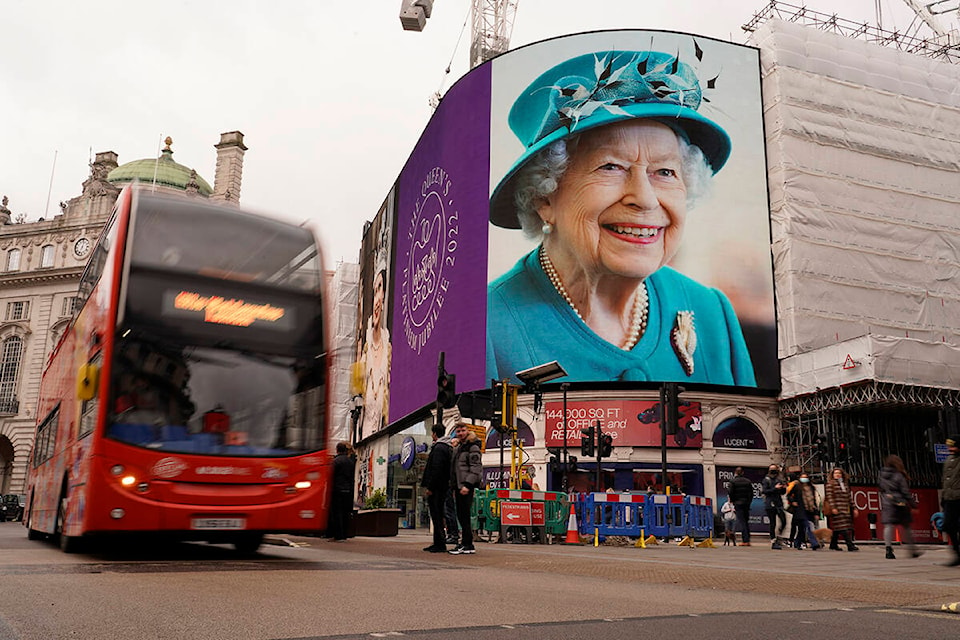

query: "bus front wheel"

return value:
[26, 506, 42, 541]
[233, 533, 263, 555]
[56, 494, 82, 554]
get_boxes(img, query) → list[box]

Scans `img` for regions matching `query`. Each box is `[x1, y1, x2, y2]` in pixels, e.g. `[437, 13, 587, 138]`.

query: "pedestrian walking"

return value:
[761, 464, 787, 549]
[728, 467, 754, 546]
[786, 471, 821, 550]
[449, 422, 482, 555]
[421, 425, 454, 553]
[824, 466, 858, 551]
[329, 441, 356, 542]
[941, 435, 960, 566]
[878, 454, 922, 559]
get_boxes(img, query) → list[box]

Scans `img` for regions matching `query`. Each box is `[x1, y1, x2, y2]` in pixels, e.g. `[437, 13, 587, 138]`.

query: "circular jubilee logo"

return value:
[400, 436, 416, 470]
[401, 166, 459, 355]
[152, 457, 188, 479]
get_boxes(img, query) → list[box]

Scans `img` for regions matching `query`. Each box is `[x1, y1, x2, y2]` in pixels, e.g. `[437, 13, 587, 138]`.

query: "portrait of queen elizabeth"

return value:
[486, 45, 760, 386]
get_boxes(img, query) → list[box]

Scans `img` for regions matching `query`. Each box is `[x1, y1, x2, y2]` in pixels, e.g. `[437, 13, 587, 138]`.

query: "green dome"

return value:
[108, 143, 213, 195]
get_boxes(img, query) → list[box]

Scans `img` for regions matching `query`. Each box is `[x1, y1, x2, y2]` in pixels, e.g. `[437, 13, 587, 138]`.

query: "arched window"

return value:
[40, 244, 55, 268]
[6, 248, 20, 272]
[0, 336, 23, 413]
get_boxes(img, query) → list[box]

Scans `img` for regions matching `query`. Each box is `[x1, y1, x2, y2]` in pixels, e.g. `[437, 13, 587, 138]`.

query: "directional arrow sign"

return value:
[500, 502, 532, 527]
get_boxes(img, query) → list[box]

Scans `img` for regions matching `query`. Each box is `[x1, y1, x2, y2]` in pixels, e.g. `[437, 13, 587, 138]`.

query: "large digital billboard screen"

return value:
[355, 30, 777, 436]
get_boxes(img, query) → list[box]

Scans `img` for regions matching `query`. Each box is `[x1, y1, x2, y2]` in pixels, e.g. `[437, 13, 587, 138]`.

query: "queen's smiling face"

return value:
[537, 119, 688, 282]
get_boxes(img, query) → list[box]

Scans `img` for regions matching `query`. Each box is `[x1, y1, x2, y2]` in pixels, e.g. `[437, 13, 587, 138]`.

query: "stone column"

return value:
[211, 131, 247, 204]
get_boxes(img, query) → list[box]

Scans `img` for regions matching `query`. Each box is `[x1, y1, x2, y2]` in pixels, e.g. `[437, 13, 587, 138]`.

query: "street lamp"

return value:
[515, 361, 568, 490]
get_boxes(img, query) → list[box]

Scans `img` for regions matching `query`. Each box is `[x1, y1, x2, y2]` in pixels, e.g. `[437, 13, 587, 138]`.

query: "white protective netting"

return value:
[752, 20, 960, 397]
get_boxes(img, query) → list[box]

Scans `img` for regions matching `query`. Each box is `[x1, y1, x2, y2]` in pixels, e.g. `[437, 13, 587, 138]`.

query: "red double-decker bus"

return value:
[24, 187, 331, 553]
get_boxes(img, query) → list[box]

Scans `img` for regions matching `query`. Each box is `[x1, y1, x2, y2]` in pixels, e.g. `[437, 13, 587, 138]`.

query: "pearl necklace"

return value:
[539, 246, 648, 351]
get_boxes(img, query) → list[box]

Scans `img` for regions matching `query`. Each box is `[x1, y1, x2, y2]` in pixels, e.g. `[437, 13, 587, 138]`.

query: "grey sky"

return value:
[0, 0, 935, 264]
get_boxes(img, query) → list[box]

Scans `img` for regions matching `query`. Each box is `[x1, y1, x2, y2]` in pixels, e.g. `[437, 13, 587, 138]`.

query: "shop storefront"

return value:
[385, 422, 432, 530]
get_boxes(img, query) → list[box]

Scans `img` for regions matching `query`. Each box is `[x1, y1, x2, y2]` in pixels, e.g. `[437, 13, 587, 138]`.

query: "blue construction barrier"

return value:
[685, 495, 714, 539]
[569, 493, 715, 541]
[579, 492, 647, 537]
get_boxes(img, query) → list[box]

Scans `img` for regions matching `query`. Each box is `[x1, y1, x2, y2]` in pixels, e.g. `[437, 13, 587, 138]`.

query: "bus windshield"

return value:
[131, 192, 320, 292]
[108, 335, 325, 457]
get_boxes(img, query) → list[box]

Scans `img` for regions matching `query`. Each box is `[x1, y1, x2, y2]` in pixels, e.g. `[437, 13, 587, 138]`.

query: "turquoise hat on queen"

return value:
[490, 49, 732, 229]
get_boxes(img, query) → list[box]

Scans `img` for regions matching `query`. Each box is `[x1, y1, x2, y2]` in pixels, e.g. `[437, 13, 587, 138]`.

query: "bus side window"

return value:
[76, 209, 119, 310]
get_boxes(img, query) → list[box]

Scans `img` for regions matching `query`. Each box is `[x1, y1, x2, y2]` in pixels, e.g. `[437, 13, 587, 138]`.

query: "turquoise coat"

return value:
[486, 249, 756, 386]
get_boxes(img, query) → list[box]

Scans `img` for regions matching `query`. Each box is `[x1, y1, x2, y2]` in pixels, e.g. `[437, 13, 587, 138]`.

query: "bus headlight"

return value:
[110, 465, 125, 476]
[120, 475, 136, 487]
[294, 481, 311, 490]
[110, 508, 125, 519]
[136, 482, 150, 493]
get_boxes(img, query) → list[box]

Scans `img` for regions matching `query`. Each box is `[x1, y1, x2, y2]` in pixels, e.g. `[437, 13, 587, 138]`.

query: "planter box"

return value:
[353, 508, 401, 537]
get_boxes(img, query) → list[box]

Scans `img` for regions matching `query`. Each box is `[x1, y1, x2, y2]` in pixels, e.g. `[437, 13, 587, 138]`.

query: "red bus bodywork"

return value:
[24, 187, 331, 551]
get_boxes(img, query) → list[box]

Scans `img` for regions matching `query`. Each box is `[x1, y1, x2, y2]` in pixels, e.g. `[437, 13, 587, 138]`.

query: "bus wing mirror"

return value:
[77, 363, 99, 401]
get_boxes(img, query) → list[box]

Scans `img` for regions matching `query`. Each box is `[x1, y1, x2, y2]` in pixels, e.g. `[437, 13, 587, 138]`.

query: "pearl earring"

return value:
[541, 221, 553, 235]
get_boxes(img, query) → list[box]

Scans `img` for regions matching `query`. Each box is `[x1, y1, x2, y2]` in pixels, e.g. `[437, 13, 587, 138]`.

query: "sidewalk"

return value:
[270, 528, 960, 607]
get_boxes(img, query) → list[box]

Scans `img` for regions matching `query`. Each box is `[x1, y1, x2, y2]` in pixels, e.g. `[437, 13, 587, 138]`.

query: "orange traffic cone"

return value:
[564, 504, 582, 545]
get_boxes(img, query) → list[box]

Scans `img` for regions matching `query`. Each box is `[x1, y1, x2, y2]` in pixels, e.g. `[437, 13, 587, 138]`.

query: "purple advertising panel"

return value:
[487, 31, 776, 391]
[389, 65, 492, 422]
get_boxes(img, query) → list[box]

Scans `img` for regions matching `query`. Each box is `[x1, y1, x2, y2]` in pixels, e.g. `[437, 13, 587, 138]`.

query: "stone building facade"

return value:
[0, 132, 246, 494]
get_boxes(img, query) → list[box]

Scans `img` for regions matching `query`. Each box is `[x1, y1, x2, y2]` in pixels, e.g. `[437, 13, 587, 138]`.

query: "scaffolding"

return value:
[742, 1, 960, 62]
[778, 382, 960, 486]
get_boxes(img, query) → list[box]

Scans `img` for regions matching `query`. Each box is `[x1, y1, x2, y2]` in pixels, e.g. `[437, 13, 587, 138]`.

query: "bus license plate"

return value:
[191, 518, 246, 530]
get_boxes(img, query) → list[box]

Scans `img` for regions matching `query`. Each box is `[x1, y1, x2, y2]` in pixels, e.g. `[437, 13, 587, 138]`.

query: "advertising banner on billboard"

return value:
[543, 398, 702, 448]
[356, 30, 776, 433]
[487, 31, 774, 391]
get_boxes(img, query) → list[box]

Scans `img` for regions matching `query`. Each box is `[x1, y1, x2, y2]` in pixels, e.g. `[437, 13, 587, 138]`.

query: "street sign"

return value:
[935, 443, 950, 463]
[500, 502, 532, 527]
[530, 501, 545, 526]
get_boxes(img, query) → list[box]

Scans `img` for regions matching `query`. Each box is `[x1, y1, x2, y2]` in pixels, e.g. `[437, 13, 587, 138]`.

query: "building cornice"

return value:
[0, 267, 83, 288]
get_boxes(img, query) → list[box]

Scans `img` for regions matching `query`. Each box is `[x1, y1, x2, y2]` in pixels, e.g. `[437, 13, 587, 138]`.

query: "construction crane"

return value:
[900, 0, 957, 35]
[400, 0, 520, 68]
[469, 0, 520, 68]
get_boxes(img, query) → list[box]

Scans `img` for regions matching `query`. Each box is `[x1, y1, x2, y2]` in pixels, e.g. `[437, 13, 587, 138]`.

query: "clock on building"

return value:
[74, 237, 91, 258]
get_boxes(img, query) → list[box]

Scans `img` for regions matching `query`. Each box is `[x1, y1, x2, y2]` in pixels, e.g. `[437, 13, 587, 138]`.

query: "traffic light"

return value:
[847, 424, 866, 461]
[567, 456, 578, 472]
[580, 425, 595, 457]
[437, 372, 456, 409]
[490, 384, 504, 432]
[836, 439, 849, 465]
[814, 433, 832, 461]
[661, 382, 685, 436]
[599, 433, 613, 458]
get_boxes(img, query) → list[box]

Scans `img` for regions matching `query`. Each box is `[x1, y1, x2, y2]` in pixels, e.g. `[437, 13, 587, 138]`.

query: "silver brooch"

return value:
[671, 311, 697, 376]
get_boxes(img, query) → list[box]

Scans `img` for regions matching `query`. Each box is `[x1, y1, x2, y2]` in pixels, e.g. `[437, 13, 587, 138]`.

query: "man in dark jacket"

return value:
[942, 435, 960, 566]
[421, 425, 454, 552]
[728, 467, 755, 546]
[449, 421, 483, 555]
[329, 441, 356, 541]
[761, 464, 787, 549]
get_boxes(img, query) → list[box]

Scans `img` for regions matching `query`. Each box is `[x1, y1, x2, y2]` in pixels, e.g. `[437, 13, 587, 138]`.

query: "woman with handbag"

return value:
[878, 454, 923, 560]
